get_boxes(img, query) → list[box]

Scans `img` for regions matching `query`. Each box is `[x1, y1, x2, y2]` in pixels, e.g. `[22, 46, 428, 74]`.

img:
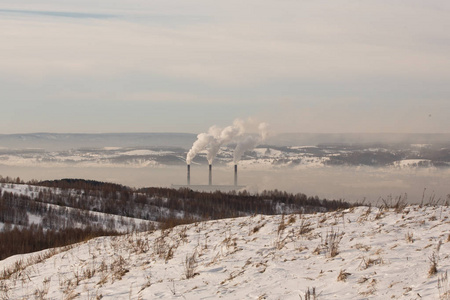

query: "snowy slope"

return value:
[0, 183, 155, 233]
[1, 205, 449, 299]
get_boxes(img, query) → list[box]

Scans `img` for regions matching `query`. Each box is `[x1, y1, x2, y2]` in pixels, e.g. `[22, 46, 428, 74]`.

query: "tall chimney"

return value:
[234, 164, 238, 186]
[209, 164, 212, 186]
[187, 164, 190, 185]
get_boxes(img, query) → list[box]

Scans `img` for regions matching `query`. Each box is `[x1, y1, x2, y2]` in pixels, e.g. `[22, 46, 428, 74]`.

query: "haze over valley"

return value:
[0, 132, 449, 204]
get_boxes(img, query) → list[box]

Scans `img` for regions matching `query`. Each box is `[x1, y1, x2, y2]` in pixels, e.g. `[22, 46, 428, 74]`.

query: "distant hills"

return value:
[1, 132, 449, 151]
[0, 133, 197, 151]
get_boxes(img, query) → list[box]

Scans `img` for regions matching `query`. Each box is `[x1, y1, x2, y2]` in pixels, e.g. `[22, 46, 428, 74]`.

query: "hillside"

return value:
[1, 205, 449, 299]
[0, 179, 351, 260]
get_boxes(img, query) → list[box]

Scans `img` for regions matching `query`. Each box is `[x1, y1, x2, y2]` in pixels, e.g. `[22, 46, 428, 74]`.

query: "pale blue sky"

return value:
[1, 1, 449, 134]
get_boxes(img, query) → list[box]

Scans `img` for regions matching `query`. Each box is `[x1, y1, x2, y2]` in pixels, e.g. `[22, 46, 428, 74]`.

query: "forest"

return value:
[0, 177, 354, 260]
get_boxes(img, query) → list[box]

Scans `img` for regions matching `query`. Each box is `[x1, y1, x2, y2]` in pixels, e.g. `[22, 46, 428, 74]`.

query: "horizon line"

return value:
[1, 131, 450, 136]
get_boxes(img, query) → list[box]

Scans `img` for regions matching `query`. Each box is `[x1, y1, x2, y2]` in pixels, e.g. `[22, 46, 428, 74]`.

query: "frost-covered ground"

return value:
[1, 205, 449, 299]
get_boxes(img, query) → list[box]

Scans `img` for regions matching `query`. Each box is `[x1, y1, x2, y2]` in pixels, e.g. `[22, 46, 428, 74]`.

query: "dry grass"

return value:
[438, 271, 450, 300]
[250, 223, 264, 235]
[429, 252, 439, 277]
[111, 255, 129, 282]
[359, 257, 383, 270]
[138, 274, 152, 295]
[0, 281, 10, 300]
[34, 277, 50, 300]
[184, 251, 198, 279]
[1, 246, 72, 281]
[302, 287, 319, 300]
[275, 229, 295, 250]
[337, 269, 351, 282]
[287, 215, 296, 225]
[277, 214, 286, 234]
[354, 243, 371, 252]
[380, 194, 408, 213]
[298, 218, 313, 236]
[311, 228, 343, 257]
[357, 205, 372, 223]
[325, 228, 343, 258]
[405, 232, 414, 243]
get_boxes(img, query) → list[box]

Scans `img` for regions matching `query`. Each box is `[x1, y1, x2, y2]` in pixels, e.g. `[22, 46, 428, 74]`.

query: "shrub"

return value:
[325, 228, 343, 258]
[184, 251, 198, 279]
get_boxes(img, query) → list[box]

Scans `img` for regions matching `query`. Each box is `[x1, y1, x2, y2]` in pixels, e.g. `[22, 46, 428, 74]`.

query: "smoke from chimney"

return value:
[233, 122, 269, 163]
[206, 120, 244, 164]
[186, 119, 245, 165]
[186, 118, 269, 166]
[186, 132, 214, 165]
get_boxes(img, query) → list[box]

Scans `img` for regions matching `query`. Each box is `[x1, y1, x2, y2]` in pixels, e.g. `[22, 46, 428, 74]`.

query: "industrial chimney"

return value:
[209, 164, 212, 186]
[187, 164, 190, 185]
[234, 164, 238, 186]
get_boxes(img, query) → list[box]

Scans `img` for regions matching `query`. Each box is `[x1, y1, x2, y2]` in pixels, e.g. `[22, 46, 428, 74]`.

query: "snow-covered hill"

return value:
[0, 183, 155, 233]
[1, 205, 449, 299]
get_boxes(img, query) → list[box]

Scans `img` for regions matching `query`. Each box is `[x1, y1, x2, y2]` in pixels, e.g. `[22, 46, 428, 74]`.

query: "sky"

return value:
[1, 1, 450, 134]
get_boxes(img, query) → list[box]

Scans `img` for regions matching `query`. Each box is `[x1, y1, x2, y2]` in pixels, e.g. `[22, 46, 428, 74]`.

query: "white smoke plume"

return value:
[186, 119, 245, 165]
[186, 132, 215, 165]
[233, 122, 269, 163]
[206, 120, 245, 164]
[258, 122, 269, 141]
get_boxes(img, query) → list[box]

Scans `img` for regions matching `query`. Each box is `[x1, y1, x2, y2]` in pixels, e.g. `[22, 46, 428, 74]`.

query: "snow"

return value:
[253, 148, 285, 158]
[27, 213, 42, 225]
[290, 146, 318, 149]
[0, 184, 155, 233]
[121, 150, 170, 156]
[1, 205, 449, 299]
[393, 159, 434, 169]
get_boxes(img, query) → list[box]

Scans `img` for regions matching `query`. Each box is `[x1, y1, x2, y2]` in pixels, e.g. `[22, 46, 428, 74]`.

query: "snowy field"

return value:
[1, 205, 449, 299]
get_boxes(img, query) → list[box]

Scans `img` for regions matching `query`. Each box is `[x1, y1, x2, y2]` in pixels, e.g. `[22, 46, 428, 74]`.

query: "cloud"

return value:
[1, 0, 450, 133]
[2, 1, 449, 86]
[0, 9, 116, 19]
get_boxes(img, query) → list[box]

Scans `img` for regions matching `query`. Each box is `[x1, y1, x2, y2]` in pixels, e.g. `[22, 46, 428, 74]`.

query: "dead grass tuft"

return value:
[278, 214, 286, 234]
[298, 218, 313, 236]
[405, 232, 414, 243]
[429, 252, 439, 277]
[380, 194, 408, 213]
[303, 287, 319, 300]
[337, 269, 351, 282]
[359, 257, 383, 270]
[184, 251, 198, 279]
[325, 228, 343, 258]
[354, 243, 371, 252]
[357, 205, 372, 223]
[287, 215, 296, 225]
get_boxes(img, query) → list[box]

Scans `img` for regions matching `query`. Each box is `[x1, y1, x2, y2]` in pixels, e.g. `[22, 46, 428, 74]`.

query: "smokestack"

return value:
[187, 164, 190, 185]
[234, 164, 237, 186]
[209, 164, 212, 186]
